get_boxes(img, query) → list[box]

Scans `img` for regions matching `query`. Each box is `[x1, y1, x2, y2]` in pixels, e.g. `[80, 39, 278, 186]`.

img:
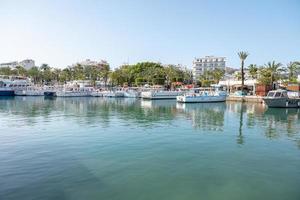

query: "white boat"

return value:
[263, 90, 300, 108]
[102, 90, 124, 98]
[56, 86, 94, 97]
[91, 90, 103, 97]
[177, 88, 227, 103]
[14, 86, 45, 96]
[141, 90, 183, 99]
[123, 90, 140, 98]
[0, 76, 31, 96]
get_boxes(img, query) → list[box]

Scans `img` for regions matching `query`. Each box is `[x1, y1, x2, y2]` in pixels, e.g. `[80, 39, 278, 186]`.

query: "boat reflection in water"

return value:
[176, 102, 226, 131]
[0, 97, 299, 148]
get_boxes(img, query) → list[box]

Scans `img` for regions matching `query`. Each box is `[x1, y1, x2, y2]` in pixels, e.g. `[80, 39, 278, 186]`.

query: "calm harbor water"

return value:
[0, 97, 299, 200]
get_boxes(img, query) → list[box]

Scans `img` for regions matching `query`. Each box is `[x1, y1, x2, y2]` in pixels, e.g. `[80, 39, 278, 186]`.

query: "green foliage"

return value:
[109, 62, 193, 87]
[198, 69, 225, 86]
[248, 64, 258, 79]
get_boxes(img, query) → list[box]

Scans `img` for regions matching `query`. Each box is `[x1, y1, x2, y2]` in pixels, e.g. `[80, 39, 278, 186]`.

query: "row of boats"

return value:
[0, 77, 227, 103]
[1, 76, 300, 107]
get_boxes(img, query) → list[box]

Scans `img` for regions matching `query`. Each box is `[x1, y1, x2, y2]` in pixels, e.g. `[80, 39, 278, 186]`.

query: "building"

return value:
[18, 59, 35, 69]
[192, 56, 226, 80]
[0, 59, 35, 70]
[73, 59, 109, 69]
[0, 61, 18, 68]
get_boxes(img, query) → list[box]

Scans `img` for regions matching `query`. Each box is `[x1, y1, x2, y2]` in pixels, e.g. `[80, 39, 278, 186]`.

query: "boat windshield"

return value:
[267, 92, 275, 97]
[274, 92, 282, 97]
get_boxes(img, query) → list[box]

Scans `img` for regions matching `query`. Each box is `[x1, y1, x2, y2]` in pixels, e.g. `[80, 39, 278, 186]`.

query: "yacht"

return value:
[177, 88, 227, 103]
[141, 90, 183, 100]
[0, 76, 31, 96]
[0, 79, 15, 96]
[263, 90, 300, 108]
[56, 86, 94, 97]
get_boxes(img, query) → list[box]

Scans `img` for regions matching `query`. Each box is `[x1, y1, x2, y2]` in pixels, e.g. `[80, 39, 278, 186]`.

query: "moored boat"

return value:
[177, 88, 227, 103]
[263, 90, 300, 108]
[141, 90, 183, 100]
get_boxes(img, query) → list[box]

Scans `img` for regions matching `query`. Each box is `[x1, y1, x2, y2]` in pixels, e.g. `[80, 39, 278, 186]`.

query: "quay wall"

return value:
[226, 95, 264, 103]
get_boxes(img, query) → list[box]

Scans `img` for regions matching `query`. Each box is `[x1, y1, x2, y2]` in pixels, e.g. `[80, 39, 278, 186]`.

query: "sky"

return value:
[0, 0, 299, 69]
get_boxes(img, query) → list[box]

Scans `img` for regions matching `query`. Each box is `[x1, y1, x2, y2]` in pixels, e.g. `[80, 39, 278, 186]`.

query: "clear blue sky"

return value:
[0, 0, 299, 69]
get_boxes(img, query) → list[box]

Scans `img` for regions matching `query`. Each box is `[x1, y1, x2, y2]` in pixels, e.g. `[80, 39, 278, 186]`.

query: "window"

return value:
[275, 92, 281, 97]
[267, 92, 275, 97]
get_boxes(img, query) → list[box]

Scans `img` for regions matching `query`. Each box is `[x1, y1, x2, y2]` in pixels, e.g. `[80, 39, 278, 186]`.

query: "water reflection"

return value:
[0, 97, 299, 148]
[176, 102, 226, 131]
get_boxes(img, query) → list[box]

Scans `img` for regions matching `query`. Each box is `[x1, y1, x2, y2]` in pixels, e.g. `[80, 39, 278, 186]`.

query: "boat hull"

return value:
[141, 91, 183, 100]
[177, 95, 226, 103]
[0, 90, 15, 96]
[263, 97, 300, 108]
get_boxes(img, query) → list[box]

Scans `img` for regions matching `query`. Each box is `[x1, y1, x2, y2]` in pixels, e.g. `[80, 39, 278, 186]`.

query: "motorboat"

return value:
[177, 88, 227, 103]
[123, 89, 140, 98]
[141, 90, 183, 99]
[0, 76, 31, 96]
[263, 90, 300, 108]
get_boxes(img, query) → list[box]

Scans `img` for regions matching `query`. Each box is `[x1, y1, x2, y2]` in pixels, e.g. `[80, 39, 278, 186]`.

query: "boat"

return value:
[0, 80, 15, 96]
[176, 88, 227, 103]
[102, 90, 124, 98]
[141, 90, 183, 100]
[263, 90, 300, 108]
[44, 91, 57, 97]
[14, 86, 45, 96]
[123, 89, 140, 98]
[91, 90, 103, 97]
[56, 86, 94, 97]
[0, 76, 31, 96]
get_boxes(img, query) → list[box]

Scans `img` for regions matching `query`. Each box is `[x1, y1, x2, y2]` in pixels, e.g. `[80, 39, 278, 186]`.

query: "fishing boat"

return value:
[177, 88, 227, 103]
[263, 90, 300, 108]
[141, 90, 183, 100]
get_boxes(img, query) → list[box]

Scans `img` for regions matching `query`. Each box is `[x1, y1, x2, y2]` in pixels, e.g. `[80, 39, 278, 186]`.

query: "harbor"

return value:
[1, 1, 300, 200]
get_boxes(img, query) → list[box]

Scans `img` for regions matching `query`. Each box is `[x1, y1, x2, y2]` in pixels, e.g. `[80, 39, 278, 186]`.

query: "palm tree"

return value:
[237, 51, 249, 91]
[264, 61, 283, 89]
[287, 62, 300, 83]
[248, 64, 258, 79]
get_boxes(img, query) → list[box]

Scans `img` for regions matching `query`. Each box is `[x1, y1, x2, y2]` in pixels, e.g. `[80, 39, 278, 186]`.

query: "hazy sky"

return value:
[0, 0, 299, 69]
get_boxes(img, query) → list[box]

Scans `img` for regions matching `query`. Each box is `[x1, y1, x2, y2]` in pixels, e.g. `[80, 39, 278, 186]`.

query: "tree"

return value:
[211, 68, 225, 83]
[287, 62, 300, 83]
[237, 51, 249, 91]
[248, 64, 258, 79]
[264, 61, 283, 88]
[257, 67, 272, 85]
[28, 66, 41, 84]
[15, 65, 27, 76]
[100, 64, 110, 87]
[0, 67, 12, 76]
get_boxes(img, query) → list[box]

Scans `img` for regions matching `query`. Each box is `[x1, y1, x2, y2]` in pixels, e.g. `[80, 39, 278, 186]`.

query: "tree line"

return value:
[0, 62, 193, 87]
[237, 51, 300, 89]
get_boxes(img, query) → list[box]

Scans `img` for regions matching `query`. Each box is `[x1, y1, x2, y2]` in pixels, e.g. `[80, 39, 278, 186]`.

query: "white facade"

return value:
[192, 56, 226, 79]
[0, 59, 35, 69]
[74, 59, 109, 69]
[0, 61, 18, 68]
[18, 59, 35, 69]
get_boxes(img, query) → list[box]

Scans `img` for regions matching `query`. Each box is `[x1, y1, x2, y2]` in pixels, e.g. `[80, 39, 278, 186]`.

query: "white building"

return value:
[74, 59, 109, 69]
[0, 59, 35, 69]
[18, 59, 35, 69]
[192, 56, 226, 79]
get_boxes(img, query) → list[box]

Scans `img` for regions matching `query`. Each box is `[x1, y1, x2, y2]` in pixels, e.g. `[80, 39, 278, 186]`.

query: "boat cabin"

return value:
[266, 90, 288, 98]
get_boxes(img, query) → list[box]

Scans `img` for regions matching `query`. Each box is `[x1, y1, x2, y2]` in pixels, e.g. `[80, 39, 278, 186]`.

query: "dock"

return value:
[226, 95, 264, 103]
